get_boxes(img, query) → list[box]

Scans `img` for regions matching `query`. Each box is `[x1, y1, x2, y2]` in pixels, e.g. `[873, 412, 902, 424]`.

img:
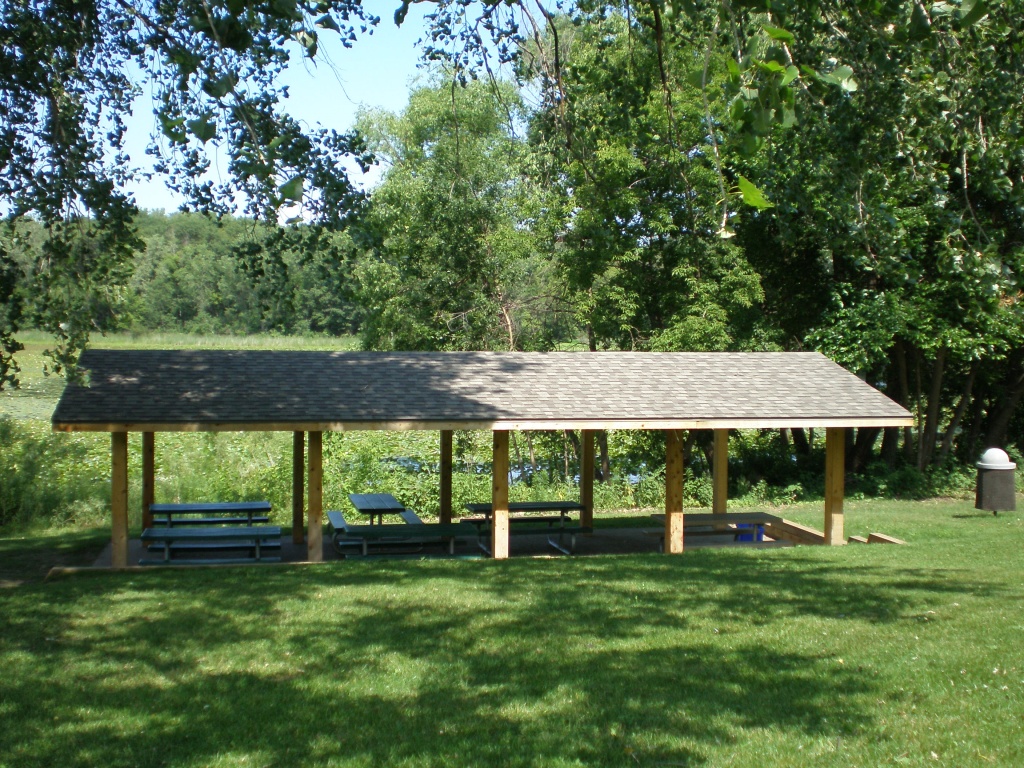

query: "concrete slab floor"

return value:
[90, 527, 790, 569]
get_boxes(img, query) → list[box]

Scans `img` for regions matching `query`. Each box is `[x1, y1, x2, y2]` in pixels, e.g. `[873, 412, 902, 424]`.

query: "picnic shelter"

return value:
[51, 350, 914, 567]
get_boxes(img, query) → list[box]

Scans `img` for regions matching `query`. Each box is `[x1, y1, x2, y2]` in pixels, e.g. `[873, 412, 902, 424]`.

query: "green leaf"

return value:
[726, 58, 741, 78]
[279, 175, 304, 203]
[737, 176, 774, 209]
[781, 65, 799, 86]
[959, 0, 988, 26]
[686, 70, 706, 89]
[833, 65, 854, 81]
[316, 14, 340, 32]
[762, 25, 794, 44]
[187, 114, 217, 144]
[394, 1, 411, 26]
[202, 74, 237, 99]
[159, 116, 187, 144]
[296, 30, 318, 57]
[757, 60, 786, 74]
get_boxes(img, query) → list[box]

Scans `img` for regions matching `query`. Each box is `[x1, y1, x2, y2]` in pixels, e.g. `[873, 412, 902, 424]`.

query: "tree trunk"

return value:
[914, 347, 925, 465]
[984, 358, 1024, 448]
[938, 360, 978, 466]
[963, 391, 987, 461]
[881, 428, 899, 468]
[684, 430, 697, 464]
[597, 430, 610, 482]
[791, 427, 809, 456]
[918, 347, 947, 470]
[851, 427, 881, 473]
[895, 340, 915, 462]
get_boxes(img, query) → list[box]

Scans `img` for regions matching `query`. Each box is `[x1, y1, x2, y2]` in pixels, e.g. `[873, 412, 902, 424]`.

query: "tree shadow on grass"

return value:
[0, 551, 1007, 767]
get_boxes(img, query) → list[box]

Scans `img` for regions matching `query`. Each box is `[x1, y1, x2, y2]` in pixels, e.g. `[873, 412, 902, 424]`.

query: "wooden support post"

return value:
[712, 429, 728, 514]
[491, 430, 510, 560]
[580, 429, 595, 530]
[825, 427, 846, 546]
[664, 429, 685, 554]
[292, 431, 305, 545]
[440, 430, 453, 524]
[141, 431, 155, 530]
[111, 431, 129, 568]
[307, 431, 323, 562]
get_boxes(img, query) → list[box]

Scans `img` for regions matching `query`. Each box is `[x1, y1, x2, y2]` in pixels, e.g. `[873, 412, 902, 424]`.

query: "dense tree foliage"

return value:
[2, 0, 1021, 473]
[353, 80, 565, 351]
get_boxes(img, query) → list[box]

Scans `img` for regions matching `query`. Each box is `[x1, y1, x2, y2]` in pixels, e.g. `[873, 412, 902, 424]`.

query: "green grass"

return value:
[1, 498, 1022, 767]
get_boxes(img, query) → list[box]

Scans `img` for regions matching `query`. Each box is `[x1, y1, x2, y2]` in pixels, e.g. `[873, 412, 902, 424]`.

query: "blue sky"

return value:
[125, 1, 430, 211]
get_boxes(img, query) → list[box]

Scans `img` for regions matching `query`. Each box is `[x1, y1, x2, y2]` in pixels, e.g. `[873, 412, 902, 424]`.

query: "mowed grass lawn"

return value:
[0, 498, 1021, 767]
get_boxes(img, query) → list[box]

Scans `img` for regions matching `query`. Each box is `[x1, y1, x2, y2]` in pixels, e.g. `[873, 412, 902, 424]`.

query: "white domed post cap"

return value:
[977, 448, 1016, 470]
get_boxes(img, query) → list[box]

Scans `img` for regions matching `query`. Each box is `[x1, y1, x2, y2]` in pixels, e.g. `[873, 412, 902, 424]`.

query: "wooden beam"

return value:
[491, 430, 510, 559]
[307, 431, 323, 562]
[111, 431, 129, 568]
[292, 431, 305, 545]
[580, 429, 595, 530]
[53, 416, 917, 434]
[712, 428, 728, 515]
[440, 430, 453, 524]
[141, 431, 155, 530]
[664, 429, 685, 554]
[867, 532, 906, 545]
[824, 427, 846, 546]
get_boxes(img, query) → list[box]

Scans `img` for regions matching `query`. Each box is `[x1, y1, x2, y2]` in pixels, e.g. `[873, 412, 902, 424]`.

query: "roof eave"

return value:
[52, 416, 916, 433]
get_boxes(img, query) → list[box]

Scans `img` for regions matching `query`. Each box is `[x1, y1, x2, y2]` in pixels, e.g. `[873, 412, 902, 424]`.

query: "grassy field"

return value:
[0, 498, 1022, 767]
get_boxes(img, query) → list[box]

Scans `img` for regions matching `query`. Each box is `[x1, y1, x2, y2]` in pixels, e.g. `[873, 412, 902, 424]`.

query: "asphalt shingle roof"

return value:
[51, 349, 913, 431]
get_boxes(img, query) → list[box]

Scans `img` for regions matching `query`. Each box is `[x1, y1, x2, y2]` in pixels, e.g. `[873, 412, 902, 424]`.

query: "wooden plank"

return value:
[111, 431, 129, 569]
[53, 416, 917, 434]
[464, 501, 584, 515]
[307, 431, 323, 562]
[580, 429, 595, 530]
[848, 535, 869, 544]
[824, 427, 846, 545]
[142, 431, 155, 530]
[491, 430, 510, 559]
[712, 428, 728, 515]
[867, 532, 907, 545]
[149, 501, 271, 513]
[142, 526, 282, 541]
[440, 430, 453, 524]
[292, 431, 305, 544]
[664, 429, 685, 554]
[152, 515, 270, 526]
[763, 518, 826, 545]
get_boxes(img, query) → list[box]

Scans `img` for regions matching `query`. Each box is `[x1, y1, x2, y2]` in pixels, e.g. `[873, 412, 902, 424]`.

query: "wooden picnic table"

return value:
[463, 500, 585, 518]
[348, 493, 406, 525]
[463, 500, 586, 555]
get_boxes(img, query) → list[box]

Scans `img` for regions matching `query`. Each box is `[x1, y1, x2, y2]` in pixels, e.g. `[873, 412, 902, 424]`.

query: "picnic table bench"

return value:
[139, 525, 282, 565]
[328, 510, 478, 557]
[463, 501, 586, 555]
[149, 501, 272, 527]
